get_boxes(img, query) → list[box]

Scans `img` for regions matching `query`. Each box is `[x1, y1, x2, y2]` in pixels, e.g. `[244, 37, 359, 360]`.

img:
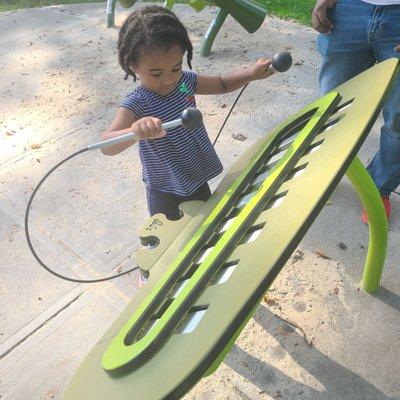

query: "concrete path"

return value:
[0, 2, 399, 399]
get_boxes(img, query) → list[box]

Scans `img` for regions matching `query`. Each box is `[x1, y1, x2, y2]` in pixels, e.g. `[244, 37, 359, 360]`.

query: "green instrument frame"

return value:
[106, 0, 266, 57]
[63, 59, 399, 400]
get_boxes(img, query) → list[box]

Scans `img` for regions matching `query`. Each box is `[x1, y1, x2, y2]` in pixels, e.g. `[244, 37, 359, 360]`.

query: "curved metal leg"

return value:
[200, 8, 228, 57]
[106, 0, 117, 28]
[164, 0, 175, 9]
[345, 156, 388, 293]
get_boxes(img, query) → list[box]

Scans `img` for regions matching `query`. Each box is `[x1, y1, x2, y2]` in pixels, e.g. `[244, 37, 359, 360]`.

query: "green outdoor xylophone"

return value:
[63, 58, 399, 400]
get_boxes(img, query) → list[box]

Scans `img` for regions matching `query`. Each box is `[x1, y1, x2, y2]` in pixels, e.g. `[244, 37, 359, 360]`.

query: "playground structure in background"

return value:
[106, 0, 268, 56]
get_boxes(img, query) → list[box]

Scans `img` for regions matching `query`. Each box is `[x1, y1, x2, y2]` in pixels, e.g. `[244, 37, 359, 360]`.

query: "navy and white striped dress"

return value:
[120, 71, 223, 196]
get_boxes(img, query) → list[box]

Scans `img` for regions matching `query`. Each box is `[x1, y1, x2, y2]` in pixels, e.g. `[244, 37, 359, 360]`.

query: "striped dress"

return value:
[120, 70, 223, 196]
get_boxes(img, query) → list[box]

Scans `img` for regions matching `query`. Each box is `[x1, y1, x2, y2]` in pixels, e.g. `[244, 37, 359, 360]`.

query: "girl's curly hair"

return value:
[118, 5, 193, 81]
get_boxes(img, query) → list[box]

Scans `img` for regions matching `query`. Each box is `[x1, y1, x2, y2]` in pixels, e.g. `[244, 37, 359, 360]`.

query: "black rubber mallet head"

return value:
[271, 51, 293, 72]
[181, 107, 203, 131]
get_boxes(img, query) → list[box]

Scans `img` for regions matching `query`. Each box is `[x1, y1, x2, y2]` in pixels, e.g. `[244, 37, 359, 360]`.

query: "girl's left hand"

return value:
[250, 58, 275, 81]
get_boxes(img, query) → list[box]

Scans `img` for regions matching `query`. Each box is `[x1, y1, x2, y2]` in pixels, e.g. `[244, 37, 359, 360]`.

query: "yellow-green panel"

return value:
[63, 59, 399, 400]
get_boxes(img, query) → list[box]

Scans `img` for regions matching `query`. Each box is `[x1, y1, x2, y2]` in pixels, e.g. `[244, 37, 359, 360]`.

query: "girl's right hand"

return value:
[132, 117, 166, 140]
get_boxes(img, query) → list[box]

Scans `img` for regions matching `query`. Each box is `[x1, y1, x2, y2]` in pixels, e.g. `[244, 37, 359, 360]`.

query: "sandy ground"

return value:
[0, 2, 399, 400]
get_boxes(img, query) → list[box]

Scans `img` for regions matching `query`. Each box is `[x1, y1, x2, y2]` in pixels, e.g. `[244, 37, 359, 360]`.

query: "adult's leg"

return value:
[317, 0, 376, 95]
[367, 5, 400, 196]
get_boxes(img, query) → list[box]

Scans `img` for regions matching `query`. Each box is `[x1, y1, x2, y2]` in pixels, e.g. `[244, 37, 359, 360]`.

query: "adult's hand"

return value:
[395, 44, 400, 52]
[312, 0, 337, 34]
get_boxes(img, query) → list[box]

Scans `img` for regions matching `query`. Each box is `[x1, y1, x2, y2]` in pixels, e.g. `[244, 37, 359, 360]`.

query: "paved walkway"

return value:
[0, 3, 399, 399]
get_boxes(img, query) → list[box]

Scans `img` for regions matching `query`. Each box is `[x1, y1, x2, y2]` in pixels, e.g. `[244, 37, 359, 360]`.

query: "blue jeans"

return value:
[317, 0, 400, 196]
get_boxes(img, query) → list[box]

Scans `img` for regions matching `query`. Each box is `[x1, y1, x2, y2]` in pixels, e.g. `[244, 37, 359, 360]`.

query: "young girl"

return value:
[101, 5, 274, 221]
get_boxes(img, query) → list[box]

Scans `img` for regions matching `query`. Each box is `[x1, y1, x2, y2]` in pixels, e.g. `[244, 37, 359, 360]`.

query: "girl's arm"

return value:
[100, 108, 137, 155]
[100, 108, 165, 155]
[195, 58, 274, 95]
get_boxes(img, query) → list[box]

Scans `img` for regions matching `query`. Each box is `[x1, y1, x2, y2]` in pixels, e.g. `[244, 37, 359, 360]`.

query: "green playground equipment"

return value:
[63, 59, 399, 399]
[106, 0, 267, 57]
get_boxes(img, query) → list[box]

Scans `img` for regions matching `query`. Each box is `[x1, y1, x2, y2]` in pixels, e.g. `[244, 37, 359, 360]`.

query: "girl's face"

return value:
[130, 44, 184, 96]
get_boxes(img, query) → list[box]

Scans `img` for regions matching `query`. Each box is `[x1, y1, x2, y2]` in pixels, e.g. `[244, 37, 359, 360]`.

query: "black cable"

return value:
[25, 79, 249, 284]
[212, 83, 249, 147]
[25, 83, 250, 285]
[25, 85, 399, 284]
[24, 147, 139, 284]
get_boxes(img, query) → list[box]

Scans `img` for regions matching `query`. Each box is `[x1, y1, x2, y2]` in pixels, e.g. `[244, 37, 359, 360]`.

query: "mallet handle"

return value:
[87, 118, 182, 151]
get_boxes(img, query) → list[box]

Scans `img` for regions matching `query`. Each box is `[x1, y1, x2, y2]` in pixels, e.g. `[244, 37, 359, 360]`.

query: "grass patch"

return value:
[0, 0, 315, 26]
[0, 0, 106, 12]
[257, 0, 314, 26]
